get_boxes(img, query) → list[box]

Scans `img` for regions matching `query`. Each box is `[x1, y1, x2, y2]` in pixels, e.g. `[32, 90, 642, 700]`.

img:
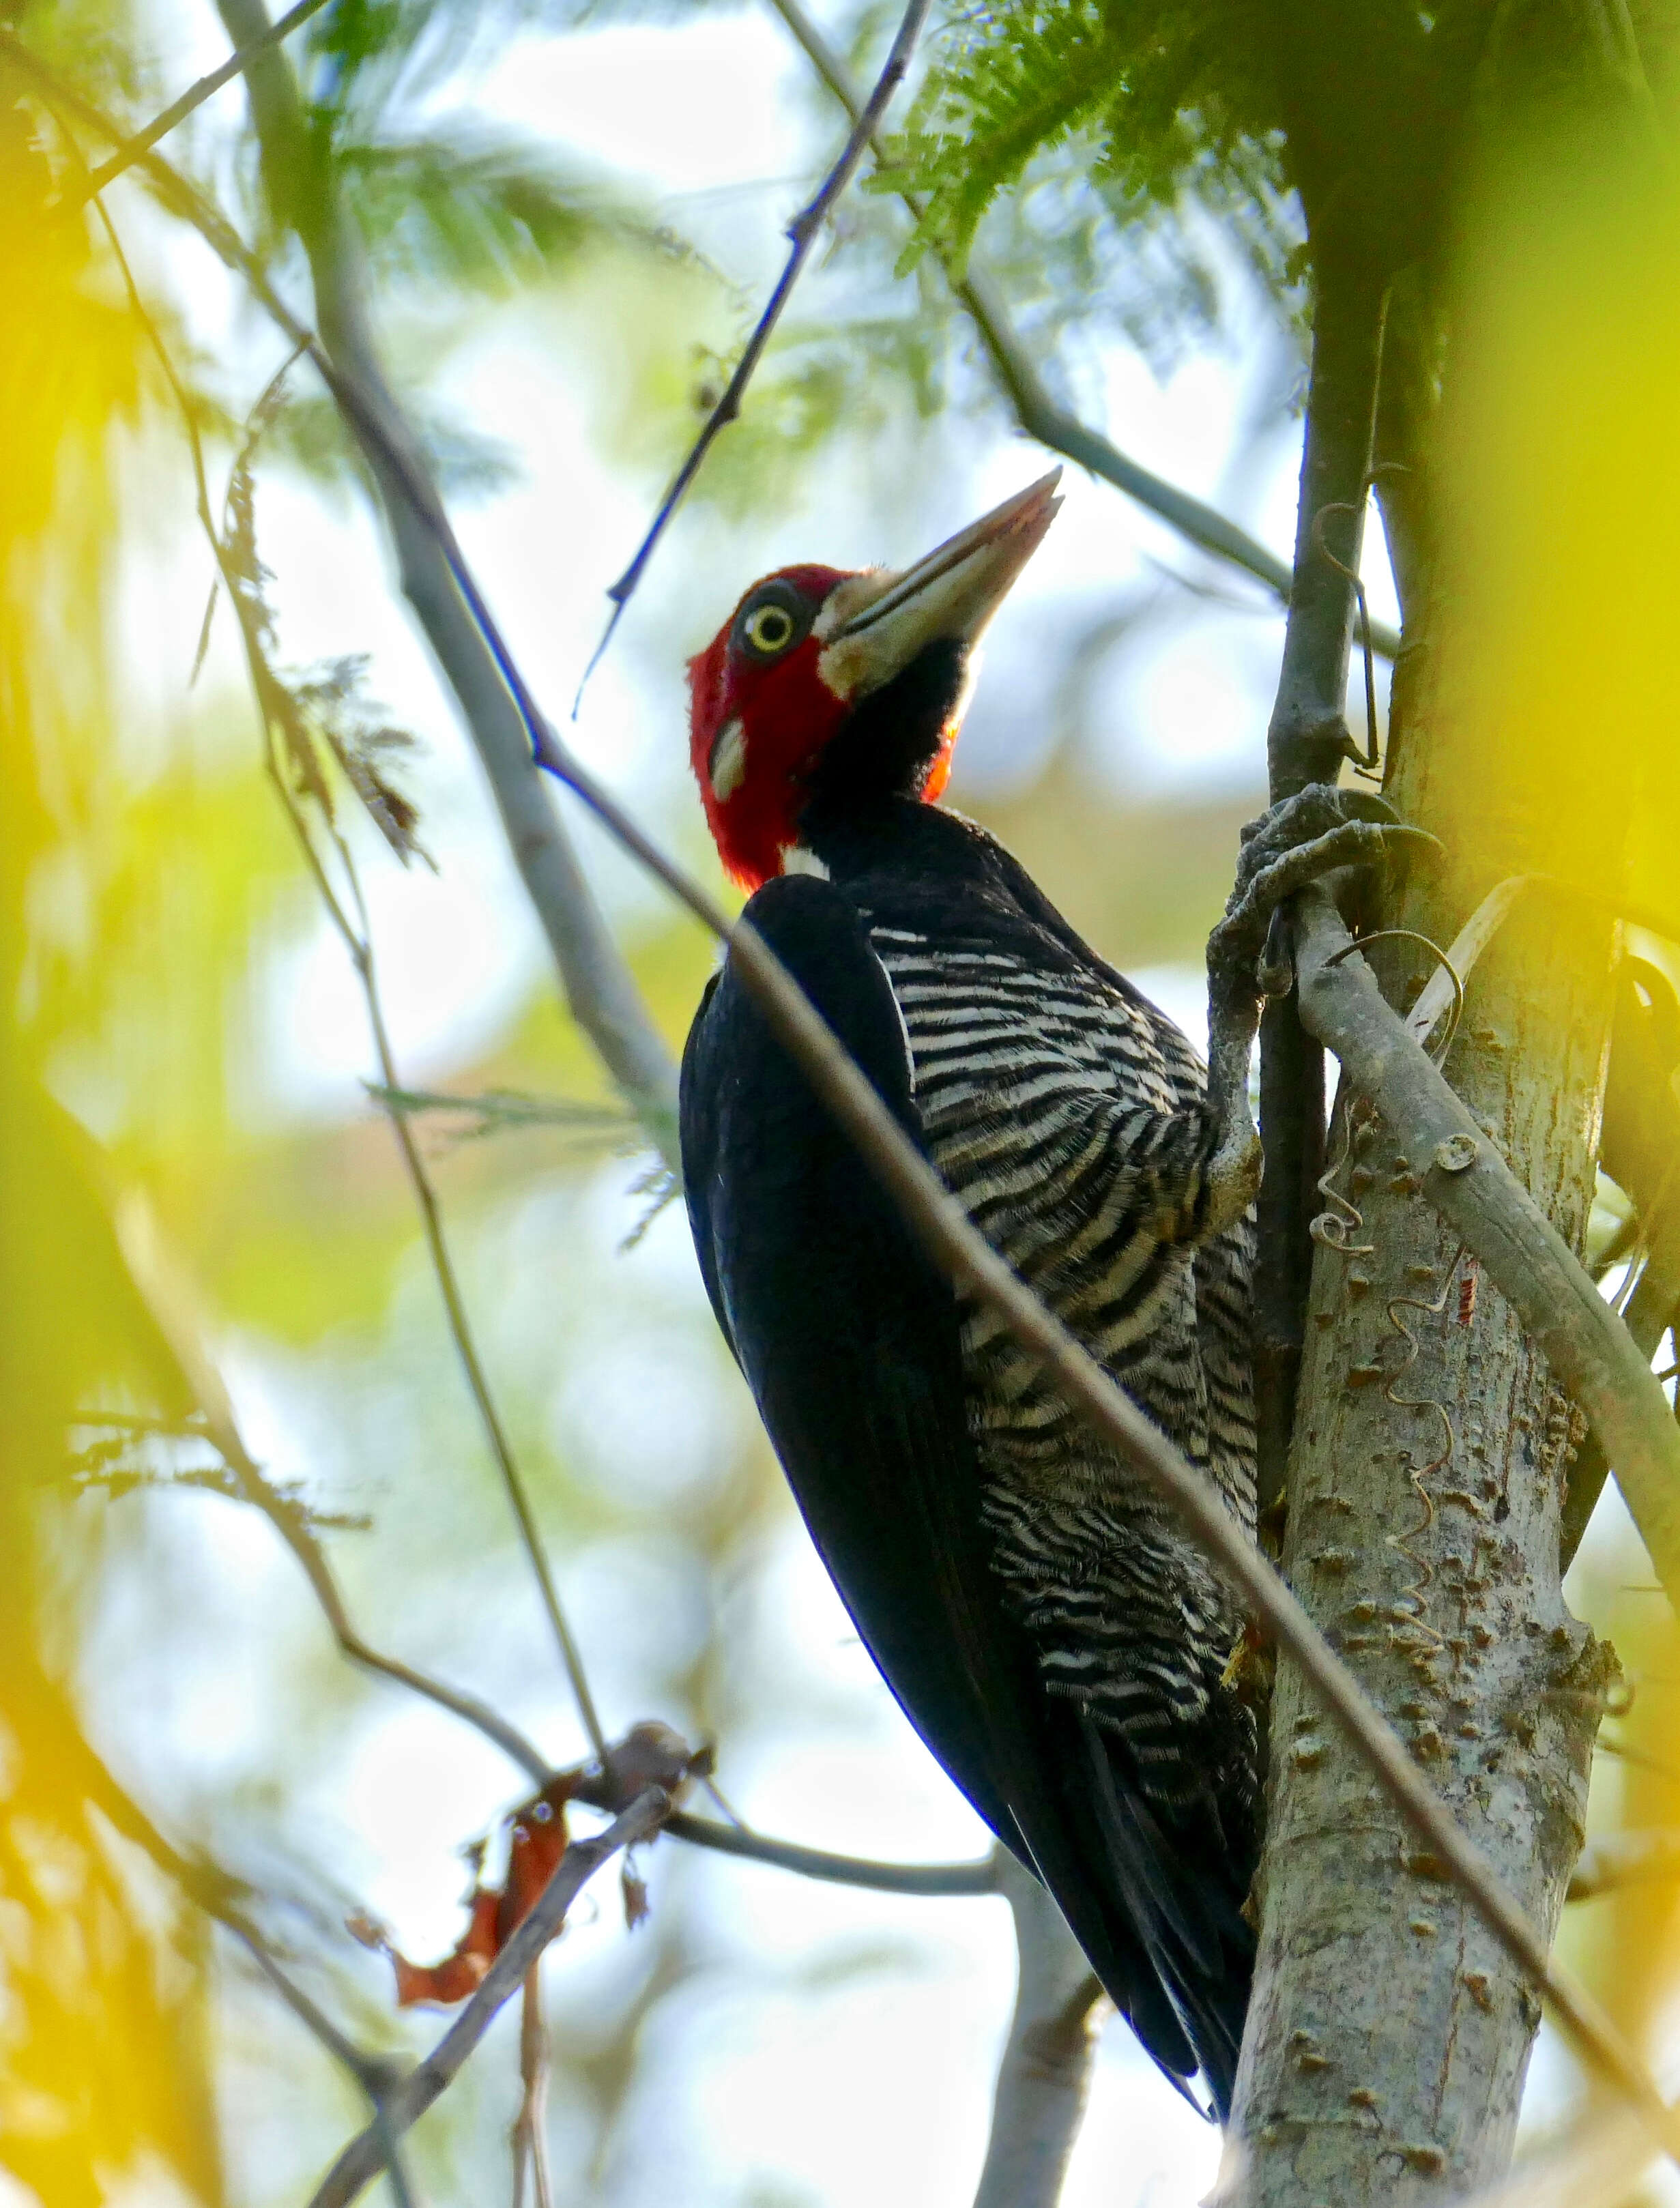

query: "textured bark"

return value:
[1230, 623, 1627, 2200]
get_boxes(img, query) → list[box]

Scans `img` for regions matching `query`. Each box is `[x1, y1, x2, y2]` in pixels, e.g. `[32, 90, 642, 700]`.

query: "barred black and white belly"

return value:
[869, 920, 1258, 1801]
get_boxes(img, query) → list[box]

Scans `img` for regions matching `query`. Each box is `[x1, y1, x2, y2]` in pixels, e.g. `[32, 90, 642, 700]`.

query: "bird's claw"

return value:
[1256, 909, 1293, 1002]
[1211, 783, 1439, 996]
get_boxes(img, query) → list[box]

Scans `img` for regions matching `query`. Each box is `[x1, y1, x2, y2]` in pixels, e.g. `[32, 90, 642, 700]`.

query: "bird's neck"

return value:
[792, 638, 968, 862]
[795, 790, 951, 888]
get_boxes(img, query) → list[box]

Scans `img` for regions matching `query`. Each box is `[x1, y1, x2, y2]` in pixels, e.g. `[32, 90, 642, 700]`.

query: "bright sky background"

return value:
[81, 6, 1667, 2206]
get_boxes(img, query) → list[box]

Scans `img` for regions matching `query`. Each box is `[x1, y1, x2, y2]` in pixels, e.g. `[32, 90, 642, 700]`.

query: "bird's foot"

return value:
[1217, 1621, 1273, 1705]
[1197, 786, 1436, 1238]
[1209, 783, 1438, 1000]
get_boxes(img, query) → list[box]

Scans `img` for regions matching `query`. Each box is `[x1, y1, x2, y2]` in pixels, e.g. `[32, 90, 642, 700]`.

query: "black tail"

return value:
[1063, 1706, 1257, 2123]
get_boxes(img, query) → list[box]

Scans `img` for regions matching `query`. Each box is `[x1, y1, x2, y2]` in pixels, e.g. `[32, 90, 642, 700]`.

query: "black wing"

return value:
[680, 873, 1242, 2107]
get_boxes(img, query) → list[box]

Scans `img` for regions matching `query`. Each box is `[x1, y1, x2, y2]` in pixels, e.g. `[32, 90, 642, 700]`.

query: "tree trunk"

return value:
[1229, 611, 1627, 2198]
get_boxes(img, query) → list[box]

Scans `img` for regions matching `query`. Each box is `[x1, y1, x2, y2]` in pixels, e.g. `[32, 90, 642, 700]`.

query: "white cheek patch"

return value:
[708, 717, 747, 802]
[781, 843, 831, 880]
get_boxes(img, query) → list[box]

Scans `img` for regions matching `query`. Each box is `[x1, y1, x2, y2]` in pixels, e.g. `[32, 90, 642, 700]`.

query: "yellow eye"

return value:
[743, 602, 796, 656]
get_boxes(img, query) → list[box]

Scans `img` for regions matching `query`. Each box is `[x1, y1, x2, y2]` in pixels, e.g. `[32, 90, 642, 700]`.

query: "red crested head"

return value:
[686, 561, 852, 890]
[687, 471, 1062, 890]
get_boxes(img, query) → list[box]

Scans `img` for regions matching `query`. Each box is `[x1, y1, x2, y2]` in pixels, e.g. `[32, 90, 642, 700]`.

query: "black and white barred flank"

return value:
[867, 916, 1258, 1827]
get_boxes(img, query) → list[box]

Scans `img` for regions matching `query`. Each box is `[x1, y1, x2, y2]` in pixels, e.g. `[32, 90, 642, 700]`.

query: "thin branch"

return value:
[108, 1185, 559, 1786]
[1253, 263, 1389, 1513]
[1568, 1829, 1680, 1902]
[763, 0, 1401, 659]
[36, 28, 1680, 2159]
[222, 1926, 420, 2208]
[582, 0, 931, 690]
[91, 184, 607, 1765]
[58, 0, 332, 208]
[512, 1969, 554, 2208]
[973, 1852, 1101, 2208]
[308, 1790, 669, 2208]
[290, 774, 609, 1756]
[230, 1921, 394, 2099]
[1293, 882, 1680, 1614]
[654, 1810, 996, 1897]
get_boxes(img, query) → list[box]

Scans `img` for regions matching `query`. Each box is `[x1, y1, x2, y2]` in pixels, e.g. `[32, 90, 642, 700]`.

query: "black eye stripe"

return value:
[732, 581, 813, 663]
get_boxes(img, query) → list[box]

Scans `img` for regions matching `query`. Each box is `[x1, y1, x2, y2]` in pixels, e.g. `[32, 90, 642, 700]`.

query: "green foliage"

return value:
[259, 383, 519, 500]
[338, 120, 690, 294]
[288, 654, 431, 867]
[10, 0, 149, 110]
[881, 1, 1295, 313]
[691, 307, 953, 514]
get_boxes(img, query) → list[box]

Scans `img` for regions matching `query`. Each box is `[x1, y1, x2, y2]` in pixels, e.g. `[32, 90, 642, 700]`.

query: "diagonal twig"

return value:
[577, 0, 932, 698]
[278, 777, 611, 1760]
[57, 0, 332, 209]
[308, 1790, 669, 2208]
[268, 736, 610, 1754]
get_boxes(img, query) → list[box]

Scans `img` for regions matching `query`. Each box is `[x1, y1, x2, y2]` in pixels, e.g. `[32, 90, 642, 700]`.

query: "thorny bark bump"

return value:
[1231, 596, 1628, 2201]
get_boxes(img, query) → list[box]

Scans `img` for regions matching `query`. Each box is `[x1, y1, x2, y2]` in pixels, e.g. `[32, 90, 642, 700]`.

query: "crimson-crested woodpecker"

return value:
[679, 471, 1400, 2118]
